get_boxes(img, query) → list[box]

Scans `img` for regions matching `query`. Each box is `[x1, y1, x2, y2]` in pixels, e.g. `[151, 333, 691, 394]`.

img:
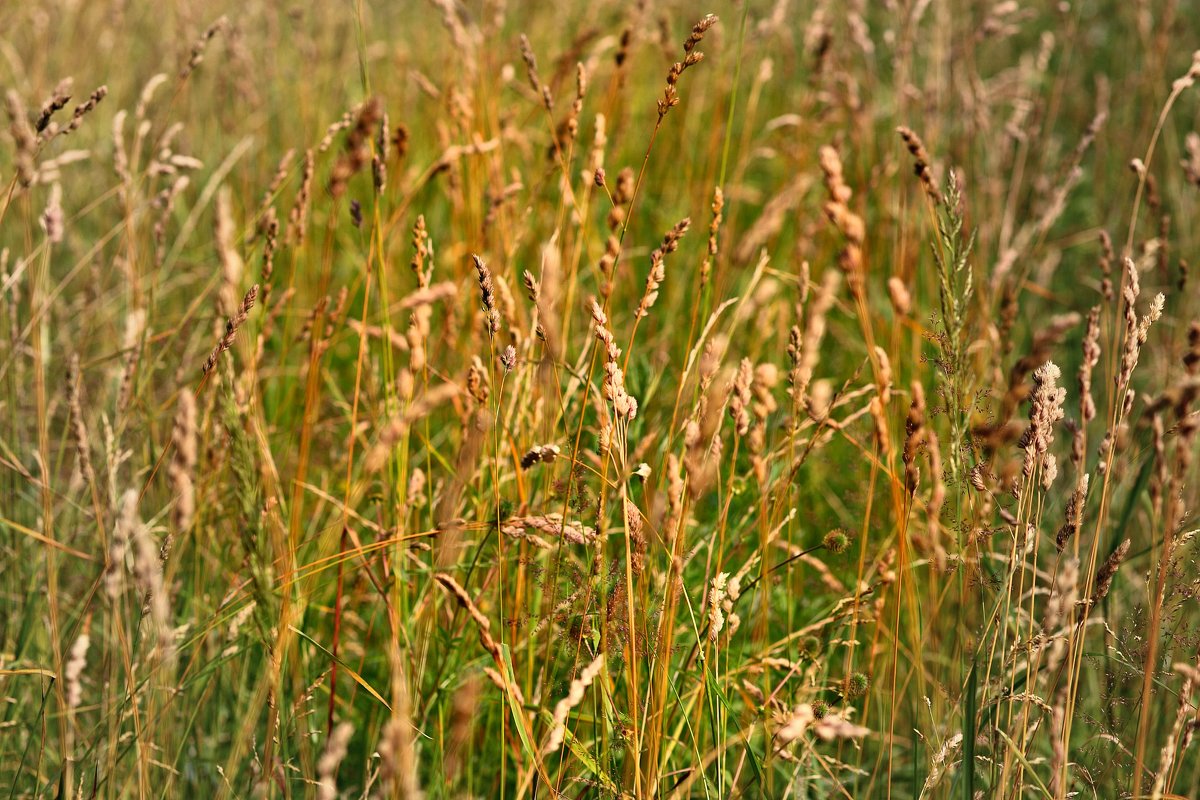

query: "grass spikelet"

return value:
[329, 97, 382, 198]
[1019, 362, 1066, 479]
[729, 358, 753, 436]
[1078, 538, 1131, 617]
[501, 513, 597, 545]
[288, 149, 315, 245]
[472, 254, 501, 337]
[636, 217, 689, 319]
[818, 145, 865, 293]
[591, 298, 636, 420]
[543, 653, 604, 754]
[203, 284, 259, 375]
[180, 16, 228, 79]
[6, 90, 37, 186]
[35, 78, 73, 133]
[132, 512, 171, 653]
[707, 572, 729, 643]
[54, 85, 107, 139]
[65, 354, 94, 487]
[658, 14, 717, 119]
[434, 573, 501, 660]
[789, 269, 840, 413]
[700, 186, 724, 288]
[167, 391, 197, 542]
[104, 490, 138, 598]
[519, 34, 552, 111]
[64, 631, 89, 711]
[316, 722, 353, 800]
[897, 125, 943, 205]
[215, 187, 244, 316]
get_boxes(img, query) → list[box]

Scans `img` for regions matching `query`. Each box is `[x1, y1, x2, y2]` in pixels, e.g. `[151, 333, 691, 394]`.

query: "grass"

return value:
[2, 1, 1200, 797]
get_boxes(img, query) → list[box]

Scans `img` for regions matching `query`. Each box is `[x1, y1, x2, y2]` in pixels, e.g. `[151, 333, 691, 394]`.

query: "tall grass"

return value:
[1, 1, 1200, 797]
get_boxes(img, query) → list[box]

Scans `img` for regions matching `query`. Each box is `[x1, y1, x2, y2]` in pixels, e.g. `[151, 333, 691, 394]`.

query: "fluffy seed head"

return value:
[823, 529, 850, 554]
[845, 672, 870, 698]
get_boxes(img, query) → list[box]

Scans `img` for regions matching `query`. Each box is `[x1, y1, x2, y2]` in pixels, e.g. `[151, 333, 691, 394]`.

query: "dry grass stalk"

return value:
[519, 34, 552, 111]
[379, 653, 421, 800]
[444, 674, 479, 778]
[700, 187, 724, 288]
[315, 722, 353, 800]
[897, 125, 943, 205]
[329, 97, 383, 198]
[729, 359, 753, 436]
[818, 145, 865, 294]
[434, 573, 501, 661]
[636, 218, 690, 319]
[53, 85, 107, 139]
[259, 210, 279, 300]
[104, 490, 138, 598]
[65, 631, 89, 711]
[1055, 475, 1089, 553]
[707, 572, 729, 643]
[658, 15, 718, 119]
[543, 653, 605, 754]
[215, 187, 244, 317]
[35, 78, 73, 133]
[501, 514, 597, 545]
[6, 90, 36, 186]
[180, 17, 228, 79]
[1183, 131, 1200, 187]
[153, 176, 190, 270]
[40, 184, 63, 243]
[1018, 362, 1066, 480]
[1077, 538, 1131, 618]
[288, 149, 315, 245]
[472, 254, 502, 337]
[203, 285, 259, 375]
[66, 354, 95, 487]
[167, 391, 198, 540]
[903, 381, 928, 496]
[788, 269, 841, 414]
[887, 276, 911, 316]
[132, 517, 171, 653]
[591, 299, 637, 420]
[365, 382, 460, 472]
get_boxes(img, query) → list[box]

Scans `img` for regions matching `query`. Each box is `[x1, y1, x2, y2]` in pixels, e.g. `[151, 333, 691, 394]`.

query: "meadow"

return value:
[2, 0, 1200, 797]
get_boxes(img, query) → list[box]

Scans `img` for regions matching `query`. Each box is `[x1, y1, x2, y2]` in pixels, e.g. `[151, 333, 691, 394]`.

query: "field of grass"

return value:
[2, 1, 1200, 797]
